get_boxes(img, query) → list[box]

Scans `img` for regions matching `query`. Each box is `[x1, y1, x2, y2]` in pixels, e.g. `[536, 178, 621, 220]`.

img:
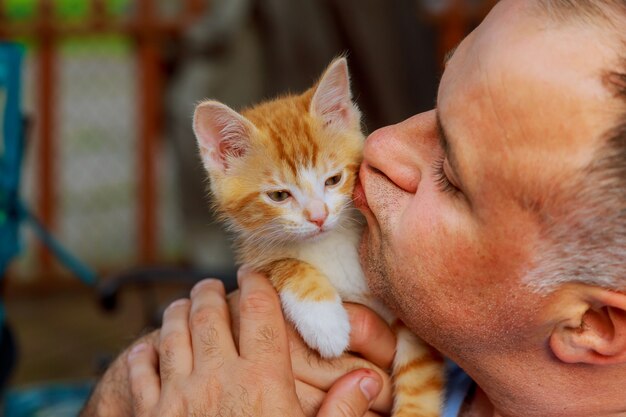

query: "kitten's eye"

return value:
[325, 173, 342, 186]
[268, 190, 291, 202]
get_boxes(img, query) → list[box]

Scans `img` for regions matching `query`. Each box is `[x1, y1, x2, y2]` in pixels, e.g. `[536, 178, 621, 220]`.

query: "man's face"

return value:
[356, 0, 619, 363]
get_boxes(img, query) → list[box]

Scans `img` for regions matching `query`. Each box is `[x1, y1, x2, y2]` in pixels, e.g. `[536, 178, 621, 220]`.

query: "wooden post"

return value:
[0, 3, 6, 32]
[0, 0, 211, 288]
[37, 0, 56, 269]
[136, 0, 160, 264]
[185, 0, 205, 16]
[91, 0, 107, 30]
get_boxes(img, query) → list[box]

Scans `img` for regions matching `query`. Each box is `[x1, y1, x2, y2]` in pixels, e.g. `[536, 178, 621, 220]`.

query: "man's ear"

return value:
[193, 100, 256, 173]
[550, 287, 626, 365]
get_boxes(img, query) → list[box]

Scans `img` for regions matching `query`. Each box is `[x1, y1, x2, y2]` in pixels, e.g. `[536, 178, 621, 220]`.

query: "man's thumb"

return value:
[316, 369, 382, 417]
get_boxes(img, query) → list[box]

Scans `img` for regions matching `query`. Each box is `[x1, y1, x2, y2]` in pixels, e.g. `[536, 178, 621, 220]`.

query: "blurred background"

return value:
[0, 0, 495, 415]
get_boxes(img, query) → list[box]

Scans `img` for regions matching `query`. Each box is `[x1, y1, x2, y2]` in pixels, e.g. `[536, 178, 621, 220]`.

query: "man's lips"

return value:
[353, 172, 369, 211]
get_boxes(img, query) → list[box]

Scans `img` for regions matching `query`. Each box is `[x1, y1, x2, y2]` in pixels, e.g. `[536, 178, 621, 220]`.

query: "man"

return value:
[81, 0, 626, 415]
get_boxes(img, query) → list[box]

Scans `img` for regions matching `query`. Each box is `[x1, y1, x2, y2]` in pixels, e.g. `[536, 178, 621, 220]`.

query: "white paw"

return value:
[280, 291, 350, 358]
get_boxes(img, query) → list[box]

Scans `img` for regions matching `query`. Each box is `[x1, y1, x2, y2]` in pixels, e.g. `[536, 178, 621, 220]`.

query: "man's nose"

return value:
[304, 200, 328, 227]
[363, 110, 438, 193]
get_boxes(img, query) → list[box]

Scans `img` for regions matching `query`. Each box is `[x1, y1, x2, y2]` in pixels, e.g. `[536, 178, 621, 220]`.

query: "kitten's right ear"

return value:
[310, 57, 360, 130]
[193, 100, 256, 172]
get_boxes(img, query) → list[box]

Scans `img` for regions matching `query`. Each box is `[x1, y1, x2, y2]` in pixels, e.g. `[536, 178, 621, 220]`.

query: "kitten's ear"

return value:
[193, 100, 256, 173]
[310, 57, 360, 130]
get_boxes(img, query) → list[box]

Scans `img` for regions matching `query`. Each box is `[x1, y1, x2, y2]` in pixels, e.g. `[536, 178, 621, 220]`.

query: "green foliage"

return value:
[4, 0, 36, 20]
[60, 35, 131, 55]
[4, 0, 130, 20]
[3, 0, 132, 52]
[55, 0, 90, 22]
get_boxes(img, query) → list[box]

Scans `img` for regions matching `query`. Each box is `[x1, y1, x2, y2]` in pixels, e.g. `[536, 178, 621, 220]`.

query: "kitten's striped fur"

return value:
[194, 58, 444, 416]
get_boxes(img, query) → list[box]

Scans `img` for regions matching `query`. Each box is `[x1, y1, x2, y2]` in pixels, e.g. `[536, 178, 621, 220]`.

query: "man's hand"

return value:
[227, 288, 395, 415]
[126, 271, 386, 416]
[80, 270, 396, 416]
[80, 331, 159, 417]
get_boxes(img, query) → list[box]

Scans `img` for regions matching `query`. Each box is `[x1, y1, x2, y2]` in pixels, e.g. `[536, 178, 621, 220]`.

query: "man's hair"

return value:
[525, 0, 626, 292]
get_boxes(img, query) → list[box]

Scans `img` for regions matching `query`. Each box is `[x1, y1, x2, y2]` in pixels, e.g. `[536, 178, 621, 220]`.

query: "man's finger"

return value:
[81, 331, 160, 417]
[237, 268, 290, 369]
[316, 369, 382, 417]
[295, 381, 383, 417]
[159, 298, 193, 381]
[127, 343, 160, 416]
[345, 303, 396, 370]
[189, 279, 237, 373]
[295, 380, 324, 416]
[287, 322, 393, 414]
[226, 290, 241, 349]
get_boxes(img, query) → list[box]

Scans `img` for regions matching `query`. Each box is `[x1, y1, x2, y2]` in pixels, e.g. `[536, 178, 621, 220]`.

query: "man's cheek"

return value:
[401, 212, 474, 278]
[398, 201, 450, 252]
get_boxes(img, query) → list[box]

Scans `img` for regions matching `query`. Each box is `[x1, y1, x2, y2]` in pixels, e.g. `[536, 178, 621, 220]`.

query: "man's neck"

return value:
[459, 385, 626, 417]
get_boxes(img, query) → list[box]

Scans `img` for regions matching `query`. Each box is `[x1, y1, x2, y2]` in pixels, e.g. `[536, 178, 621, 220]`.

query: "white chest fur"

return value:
[281, 222, 394, 358]
[294, 225, 370, 304]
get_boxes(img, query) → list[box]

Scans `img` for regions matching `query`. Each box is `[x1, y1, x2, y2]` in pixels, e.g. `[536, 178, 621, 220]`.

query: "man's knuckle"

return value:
[240, 290, 278, 315]
[335, 399, 361, 417]
[131, 393, 145, 415]
[347, 360, 375, 374]
[352, 310, 378, 345]
[189, 307, 224, 330]
[197, 326, 225, 361]
[160, 331, 185, 352]
[245, 365, 282, 383]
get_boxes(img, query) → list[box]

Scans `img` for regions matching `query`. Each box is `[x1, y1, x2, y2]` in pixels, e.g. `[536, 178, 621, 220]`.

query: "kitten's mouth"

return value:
[298, 230, 322, 242]
[301, 226, 330, 240]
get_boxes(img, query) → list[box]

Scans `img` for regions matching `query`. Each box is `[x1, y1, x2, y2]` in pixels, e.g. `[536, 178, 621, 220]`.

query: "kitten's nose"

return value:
[305, 200, 328, 227]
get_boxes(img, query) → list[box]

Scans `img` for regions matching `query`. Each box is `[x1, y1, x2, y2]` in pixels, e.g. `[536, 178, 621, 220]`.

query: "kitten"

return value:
[193, 58, 444, 417]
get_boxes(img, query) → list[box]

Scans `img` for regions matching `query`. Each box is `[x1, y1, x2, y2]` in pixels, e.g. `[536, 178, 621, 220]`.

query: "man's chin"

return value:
[358, 225, 372, 278]
[358, 227, 392, 303]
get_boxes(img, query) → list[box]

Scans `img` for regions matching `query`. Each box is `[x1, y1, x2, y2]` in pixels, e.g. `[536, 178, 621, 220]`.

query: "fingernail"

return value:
[237, 265, 251, 286]
[167, 298, 189, 309]
[359, 376, 381, 402]
[129, 343, 146, 360]
[191, 278, 220, 297]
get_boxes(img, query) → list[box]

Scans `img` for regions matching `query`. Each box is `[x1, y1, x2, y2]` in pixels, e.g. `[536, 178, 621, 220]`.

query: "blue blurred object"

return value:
[0, 41, 97, 416]
[3, 381, 94, 417]
[0, 42, 97, 287]
[0, 42, 24, 280]
[0, 42, 23, 395]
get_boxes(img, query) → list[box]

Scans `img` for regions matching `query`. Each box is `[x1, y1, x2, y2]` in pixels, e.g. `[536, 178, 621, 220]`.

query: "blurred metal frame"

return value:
[0, 0, 208, 284]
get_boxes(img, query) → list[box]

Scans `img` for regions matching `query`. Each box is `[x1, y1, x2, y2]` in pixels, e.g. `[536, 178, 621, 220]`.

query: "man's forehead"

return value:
[437, 0, 618, 211]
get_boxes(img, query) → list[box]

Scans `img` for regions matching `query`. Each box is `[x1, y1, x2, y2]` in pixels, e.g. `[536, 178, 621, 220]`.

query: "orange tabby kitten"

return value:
[193, 58, 444, 417]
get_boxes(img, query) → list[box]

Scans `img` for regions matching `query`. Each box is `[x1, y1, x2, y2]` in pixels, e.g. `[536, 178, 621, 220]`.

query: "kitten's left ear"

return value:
[310, 57, 361, 130]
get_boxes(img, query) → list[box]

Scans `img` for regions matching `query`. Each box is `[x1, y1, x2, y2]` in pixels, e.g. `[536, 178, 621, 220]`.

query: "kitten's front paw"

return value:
[280, 292, 350, 358]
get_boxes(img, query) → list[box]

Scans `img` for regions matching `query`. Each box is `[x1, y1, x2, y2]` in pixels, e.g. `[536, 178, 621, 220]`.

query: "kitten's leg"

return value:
[391, 323, 444, 417]
[263, 258, 349, 359]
